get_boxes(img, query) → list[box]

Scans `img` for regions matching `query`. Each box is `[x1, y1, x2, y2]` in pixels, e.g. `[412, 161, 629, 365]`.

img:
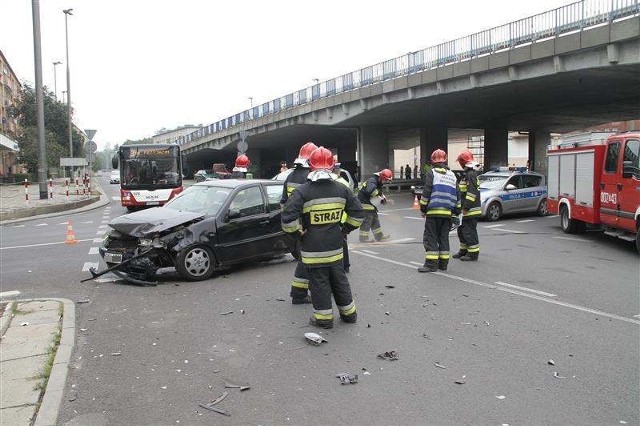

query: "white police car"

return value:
[479, 169, 548, 221]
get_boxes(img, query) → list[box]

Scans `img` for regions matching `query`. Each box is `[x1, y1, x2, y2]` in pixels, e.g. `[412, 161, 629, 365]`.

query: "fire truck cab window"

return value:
[623, 139, 640, 179]
[604, 142, 620, 173]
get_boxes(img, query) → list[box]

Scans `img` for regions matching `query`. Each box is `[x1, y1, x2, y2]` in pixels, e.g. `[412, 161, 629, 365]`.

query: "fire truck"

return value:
[546, 132, 640, 253]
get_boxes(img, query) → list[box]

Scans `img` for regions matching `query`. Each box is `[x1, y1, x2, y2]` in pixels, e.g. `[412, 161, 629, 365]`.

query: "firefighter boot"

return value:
[438, 259, 448, 271]
[418, 260, 438, 273]
[292, 295, 312, 305]
[340, 312, 357, 324]
[452, 250, 467, 259]
[309, 315, 333, 329]
[459, 253, 479, 261]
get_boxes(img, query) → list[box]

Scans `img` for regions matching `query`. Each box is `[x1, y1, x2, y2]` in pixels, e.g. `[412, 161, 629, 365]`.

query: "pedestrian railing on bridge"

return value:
[176, 0, 640, 148]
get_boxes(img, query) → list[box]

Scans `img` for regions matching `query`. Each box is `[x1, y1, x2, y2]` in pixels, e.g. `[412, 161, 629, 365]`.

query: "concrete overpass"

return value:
[178, 0, 640, 178]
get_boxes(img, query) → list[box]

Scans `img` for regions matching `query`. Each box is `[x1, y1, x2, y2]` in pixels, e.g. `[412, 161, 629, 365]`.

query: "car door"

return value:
[599, 139, 621, 228]
[501, 175, 524, 214]
[215, 185, 271, 263]
[521, 174, 545, 211]
[618, 137, 640, 232]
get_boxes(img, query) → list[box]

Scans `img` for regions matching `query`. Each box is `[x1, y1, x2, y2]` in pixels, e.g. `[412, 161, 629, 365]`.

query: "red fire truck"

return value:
[547, 132, 640, 253]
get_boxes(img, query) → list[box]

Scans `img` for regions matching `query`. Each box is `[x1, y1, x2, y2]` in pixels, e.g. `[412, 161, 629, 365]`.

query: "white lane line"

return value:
[88, 247, 99, 255]
[484, 224, 505, 228]
[634, 314, 640, 319]
[359, 249, 379, 255]
[0, 239, 93, 250]
[11, 224, 25, 228]
[101, 219, 109, 224]
[0, 290, 21, 298]
[58, 222, 69, 225]
[96, 230, 104, 235]
[352, 250, 640, 326]
[35, 223, 48, 227]
[409, 261, 423, 266]
[516, 219, 535, 223]
[403, 216, 423, 221]
[82, 262, 99, 272]
[495, 228, 526, 234]
[495, 281, 557, 297]
[93, 238, 103, 243]
[111, 196, 120, 201]
[81, 221, 93, 224]
[97, 225, 108, 229]
[545, 215, 559, 218]
[554, 236, 590, 242]
[389, 238, 415, 243]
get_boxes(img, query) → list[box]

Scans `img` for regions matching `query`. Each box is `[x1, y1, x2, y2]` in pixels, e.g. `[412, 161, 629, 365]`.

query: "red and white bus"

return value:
[113, 144, 183, 211]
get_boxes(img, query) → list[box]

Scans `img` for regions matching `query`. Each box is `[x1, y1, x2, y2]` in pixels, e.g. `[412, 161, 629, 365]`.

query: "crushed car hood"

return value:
[109, 207, 205, 237]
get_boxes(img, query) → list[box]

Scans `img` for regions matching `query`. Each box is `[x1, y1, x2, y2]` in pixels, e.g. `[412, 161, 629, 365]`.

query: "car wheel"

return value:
[560, 205, 578, 234]
[176, 245, 215, 281]
[486, 202, 502, 222]
[536, 199, 548, 216]
[636, 226, 640, 255]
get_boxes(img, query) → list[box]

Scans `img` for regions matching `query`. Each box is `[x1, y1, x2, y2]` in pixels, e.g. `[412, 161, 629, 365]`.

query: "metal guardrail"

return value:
[177, 0, 639, 148]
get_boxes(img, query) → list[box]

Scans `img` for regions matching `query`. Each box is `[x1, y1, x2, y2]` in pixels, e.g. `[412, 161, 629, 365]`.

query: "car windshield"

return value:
[164, 185, 231, 216]
[478, 174, 509, 189]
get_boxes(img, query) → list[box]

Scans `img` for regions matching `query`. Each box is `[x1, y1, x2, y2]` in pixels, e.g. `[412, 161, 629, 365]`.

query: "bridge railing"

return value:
[177, 0, 639, 149]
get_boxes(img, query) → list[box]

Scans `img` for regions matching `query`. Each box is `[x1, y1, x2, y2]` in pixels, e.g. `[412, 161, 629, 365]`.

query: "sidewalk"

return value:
[0, 299, 76, 426]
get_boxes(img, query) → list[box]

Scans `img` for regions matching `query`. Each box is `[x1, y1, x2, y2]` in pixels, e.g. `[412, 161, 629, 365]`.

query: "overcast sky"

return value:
[1, 0, 575, 150]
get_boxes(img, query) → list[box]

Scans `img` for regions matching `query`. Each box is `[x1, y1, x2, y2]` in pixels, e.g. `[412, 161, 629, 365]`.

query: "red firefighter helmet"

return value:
[235, 154, 250, 170]
[379, 169, 393, 182]
[456, 150, 474, 168]
[298, 142, 318, 160]
[431, 149, 447, 163]
[309, 146, 334, 171]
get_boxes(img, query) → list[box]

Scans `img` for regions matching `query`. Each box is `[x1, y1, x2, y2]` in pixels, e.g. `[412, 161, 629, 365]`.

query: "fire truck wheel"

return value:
[176, 245, 215, 281]
[560, 206, 578, 234]
[636, 226, 640, 254]
[486, 202, 502, 222]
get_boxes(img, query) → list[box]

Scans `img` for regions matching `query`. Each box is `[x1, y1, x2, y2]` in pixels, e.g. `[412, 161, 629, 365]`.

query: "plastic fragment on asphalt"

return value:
[548, 359, 555, 365]
[336, 372, 358, 384]
[20, 322, 29, 326]
[305, 332, 327, 345]
[276, 298, 286, 301]
[377, 350, 398, 361]
[111, 352, 121, 356]
[220, 311, 233, 315]
[198, 403, 230, 416]
[77, 300, 90, 304]
[455, 375, 466, 384]
[208, 392, 228, 406]
[553, 372, 566, 379]
[496, 395, 506, 400]
[385, 285, 395, 289]
[434, 362, 446, 369]
[225, 381, 250, 391]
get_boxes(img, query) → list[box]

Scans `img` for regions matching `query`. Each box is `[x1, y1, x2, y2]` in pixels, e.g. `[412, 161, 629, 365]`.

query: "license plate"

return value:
[146, 201, 160, 206]
[104, 252, 123, 263]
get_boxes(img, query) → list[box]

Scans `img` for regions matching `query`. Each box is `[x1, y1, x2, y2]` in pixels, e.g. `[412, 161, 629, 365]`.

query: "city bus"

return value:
[112, 144, 183, 210]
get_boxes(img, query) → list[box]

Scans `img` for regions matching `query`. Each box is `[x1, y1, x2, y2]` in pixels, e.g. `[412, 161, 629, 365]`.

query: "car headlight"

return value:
[139, 238, 166, 248]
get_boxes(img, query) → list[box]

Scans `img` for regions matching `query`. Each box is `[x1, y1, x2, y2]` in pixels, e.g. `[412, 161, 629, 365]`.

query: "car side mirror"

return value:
[227, 209, 241, 220]
[622, 160, 634, 179]
[505, 184, 517, 190]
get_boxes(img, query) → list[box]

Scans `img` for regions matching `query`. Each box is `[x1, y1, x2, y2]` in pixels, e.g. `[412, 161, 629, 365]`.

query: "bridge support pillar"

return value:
[484, 128, 508, 171]
[419, 127, 448, 174]
[528, 130, 550, 176]
[358, 127, 389, 179]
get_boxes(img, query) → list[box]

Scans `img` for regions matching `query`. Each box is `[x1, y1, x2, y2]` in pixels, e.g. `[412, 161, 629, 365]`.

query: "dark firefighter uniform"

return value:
[357, 174, 386, 242]
[281, 165, 313, 303]
[282, 179, 364, 328]
[455, 167, 481, 260]
[418, 164, 460, 271]
[228, 170, 246, 179]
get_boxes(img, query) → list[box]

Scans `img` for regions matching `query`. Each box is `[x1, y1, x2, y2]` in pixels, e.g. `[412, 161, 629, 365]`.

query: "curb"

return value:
[0, 300, 15, 336]
[9, 298, 76, 426]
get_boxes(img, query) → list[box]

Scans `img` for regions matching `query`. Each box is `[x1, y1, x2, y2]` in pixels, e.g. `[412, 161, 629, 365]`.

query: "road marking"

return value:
[111, 196, 120, 201]
[82, 220, 93, 224]
[93, 237, 104, 243]
[360, 249, 379, 255]
[35, 223, 48, 227]
[516, 219, 535, 223]
[98, 225, 108, 229]
[352, 250, 640, 325]
[0, 290, 21, 298]
[82, 262, 100, 272]
[553, 236, 590, 242]
[11, 224, 25, 228]
[495, 281, 557, 297]
[495, 228, 526, 234]
[545, 215, 559, 218]
[484, 224, 504, 228]
[389, 238, 414, 244]
[403, 216, 423, 220]
[101, 219, 109, 224]
[409, 261, 423, 266]
[58, 222, 69, 225]
[88, 247, 99, 255]
[96, 230, 105, 235]
[0, 239, 93, 250]
[634, 314, 640, 319]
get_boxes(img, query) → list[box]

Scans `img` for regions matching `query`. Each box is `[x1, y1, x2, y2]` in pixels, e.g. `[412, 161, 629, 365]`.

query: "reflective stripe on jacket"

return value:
[459, 168, 482, 217]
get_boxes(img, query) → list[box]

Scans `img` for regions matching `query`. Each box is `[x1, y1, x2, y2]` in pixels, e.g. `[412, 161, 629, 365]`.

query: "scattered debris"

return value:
[496, 395, 506, 400]
[336, 372, 358, 384]
[87, 318, 97, 321]
[198, 403, 230, 416]
[377, 350, 399, 361]
[454, 375, 466, 385]
[422, 333, 431, 339]
[207, 392, 228, 406]
[385, 285, 395, 289]
[548, 359, 555, 366]
[77, 300, 90, 304]
[219, 311, 233, 316]
[111, 352, 121, 356]
[240, 310, 245, 314]
[367, 324, 371, 328]
[20, 322, 29, 326]
[305, 332, 327, 346]
[275, 298, 286, 302]
[553, 371, 575, 379]
[385, 312, 390, 316]
[225, 382, 251, 391]
[434, 362, 446, 369]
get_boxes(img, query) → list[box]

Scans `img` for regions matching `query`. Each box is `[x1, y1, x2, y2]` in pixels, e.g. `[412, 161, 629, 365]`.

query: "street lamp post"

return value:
[63, 8, 73, 178]
[52, 61, 61, 100]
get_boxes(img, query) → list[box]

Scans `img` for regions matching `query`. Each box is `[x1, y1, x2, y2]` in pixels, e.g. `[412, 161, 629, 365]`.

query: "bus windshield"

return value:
[120, 145, 182, 189]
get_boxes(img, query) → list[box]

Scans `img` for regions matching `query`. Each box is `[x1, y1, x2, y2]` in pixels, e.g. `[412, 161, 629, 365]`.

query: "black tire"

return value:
[176, 245, 215, 281]
[560, 205, 577, 234]
[486, 201, 502, 222]
[126, 206, 136, 213]
[636, 226, 640, 255]
[536, 199, 548, 217]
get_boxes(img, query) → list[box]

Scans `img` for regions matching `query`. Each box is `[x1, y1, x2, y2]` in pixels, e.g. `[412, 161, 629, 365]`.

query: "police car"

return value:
[479, 169, 548, 221]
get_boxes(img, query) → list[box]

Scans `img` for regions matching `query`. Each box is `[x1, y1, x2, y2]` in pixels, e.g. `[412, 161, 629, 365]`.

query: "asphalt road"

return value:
[1, 177, 638, 425]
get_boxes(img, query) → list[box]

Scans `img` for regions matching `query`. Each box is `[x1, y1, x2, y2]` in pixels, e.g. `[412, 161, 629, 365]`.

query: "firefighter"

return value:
[229, 154, 250, 179]
[282, 147, 364, 329]
[357, 168, 393, 242]
[333, 162, 352, 273]
[454, 150, 481, 261]
[418, 149, 461, 272]
[281, 142, 318, 304]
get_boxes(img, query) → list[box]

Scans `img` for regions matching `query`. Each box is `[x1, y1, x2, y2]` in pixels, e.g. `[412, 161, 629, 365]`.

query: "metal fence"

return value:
[176, 0, 639, 148]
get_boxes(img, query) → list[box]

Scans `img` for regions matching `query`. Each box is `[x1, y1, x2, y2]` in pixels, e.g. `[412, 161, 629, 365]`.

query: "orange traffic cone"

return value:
[65, 220, 78, 244]
[412, 195, 420, 210]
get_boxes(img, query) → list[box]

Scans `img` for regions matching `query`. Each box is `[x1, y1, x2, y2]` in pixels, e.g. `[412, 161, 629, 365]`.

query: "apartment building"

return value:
[0, 49, 21, 179]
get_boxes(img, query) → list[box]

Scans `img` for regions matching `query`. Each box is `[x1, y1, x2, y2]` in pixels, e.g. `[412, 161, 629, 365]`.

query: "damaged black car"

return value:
[92, 179, 296, 284]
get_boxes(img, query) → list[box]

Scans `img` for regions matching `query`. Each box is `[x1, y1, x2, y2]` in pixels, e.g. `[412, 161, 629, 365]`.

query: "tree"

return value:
[9, 83, 84, 176]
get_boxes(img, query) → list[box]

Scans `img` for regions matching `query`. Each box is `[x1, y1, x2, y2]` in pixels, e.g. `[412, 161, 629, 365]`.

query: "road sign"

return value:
[87, 140, 98, 154]
[84, 129, 97, 140]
